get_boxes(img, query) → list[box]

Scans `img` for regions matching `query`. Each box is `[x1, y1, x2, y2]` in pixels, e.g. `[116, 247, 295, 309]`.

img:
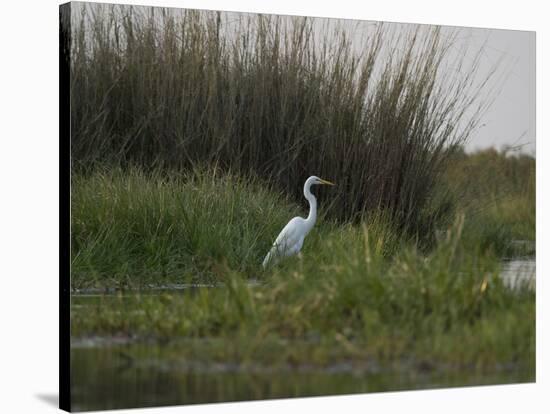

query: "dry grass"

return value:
[69, 3, 494, 235]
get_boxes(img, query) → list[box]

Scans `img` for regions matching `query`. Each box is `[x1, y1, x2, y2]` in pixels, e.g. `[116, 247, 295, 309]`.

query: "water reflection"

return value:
[500, 259, 535, 290]
[71, 342, 531, 412]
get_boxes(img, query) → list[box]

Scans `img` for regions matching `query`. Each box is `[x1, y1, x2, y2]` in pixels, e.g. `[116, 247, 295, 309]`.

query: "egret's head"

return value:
[307, 176, 335, 187]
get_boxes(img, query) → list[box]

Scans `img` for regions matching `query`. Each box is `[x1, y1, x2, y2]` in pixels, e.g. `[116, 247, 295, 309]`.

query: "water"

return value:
[70, 341, 531, 412]
[71, 279, 263, 295]
[500, 258, 536, 290]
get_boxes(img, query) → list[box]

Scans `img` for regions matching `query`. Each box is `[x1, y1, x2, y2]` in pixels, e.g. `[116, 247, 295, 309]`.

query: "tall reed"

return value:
[69, 3, 493, 235]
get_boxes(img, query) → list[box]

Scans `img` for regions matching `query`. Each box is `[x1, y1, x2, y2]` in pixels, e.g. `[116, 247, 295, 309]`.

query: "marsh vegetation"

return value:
[67, 4, 535, 411]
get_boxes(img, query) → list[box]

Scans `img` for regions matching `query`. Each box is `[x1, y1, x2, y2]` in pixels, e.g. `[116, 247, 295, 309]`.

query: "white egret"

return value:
[262, 176, 335, 268]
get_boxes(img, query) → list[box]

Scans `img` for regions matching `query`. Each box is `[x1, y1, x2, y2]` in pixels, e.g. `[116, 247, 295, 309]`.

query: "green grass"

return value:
[71, 167, 409, 289]
[444, 148, 535, 256]
[71, 166, 300, 288]
[71, 167, 535, 374]
[72, 154, 535, 289]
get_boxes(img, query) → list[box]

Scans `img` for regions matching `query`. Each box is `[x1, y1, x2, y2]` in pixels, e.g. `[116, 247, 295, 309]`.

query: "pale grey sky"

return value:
[329, 19, 536, 155]
[470, 30, 536, 155]
[315, 19, 536, 155]
[464, 28, 535, 155]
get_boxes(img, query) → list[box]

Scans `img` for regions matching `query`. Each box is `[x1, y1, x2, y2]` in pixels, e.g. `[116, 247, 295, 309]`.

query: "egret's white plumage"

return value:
[262, 176, 334, 268]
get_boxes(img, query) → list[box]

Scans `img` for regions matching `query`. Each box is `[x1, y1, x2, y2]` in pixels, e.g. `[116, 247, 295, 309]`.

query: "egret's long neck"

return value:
[304, 183, 317, 232]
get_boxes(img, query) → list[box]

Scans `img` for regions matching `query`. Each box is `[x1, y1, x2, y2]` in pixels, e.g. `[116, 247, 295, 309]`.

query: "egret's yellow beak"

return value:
[319, 178, 335, 186]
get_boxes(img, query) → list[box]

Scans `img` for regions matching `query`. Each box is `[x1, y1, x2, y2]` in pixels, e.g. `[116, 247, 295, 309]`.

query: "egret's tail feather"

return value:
[262, 251, 272, 268]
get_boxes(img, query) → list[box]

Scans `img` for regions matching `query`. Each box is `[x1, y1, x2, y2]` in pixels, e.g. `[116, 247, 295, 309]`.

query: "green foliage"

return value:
[72, 208, 534, 371]
[71, 167, 299, 287]
[71, 167, 534, 375]
[444, 148, 535, 255]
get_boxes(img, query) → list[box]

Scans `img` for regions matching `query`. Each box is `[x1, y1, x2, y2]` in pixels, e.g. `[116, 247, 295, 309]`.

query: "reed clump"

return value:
[70, 4, 492, 236]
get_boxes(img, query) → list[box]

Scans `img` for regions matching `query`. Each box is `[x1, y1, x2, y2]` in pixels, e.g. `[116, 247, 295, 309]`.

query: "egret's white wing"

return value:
[263, 217, 304, 267]
[273, 218, 303, 251]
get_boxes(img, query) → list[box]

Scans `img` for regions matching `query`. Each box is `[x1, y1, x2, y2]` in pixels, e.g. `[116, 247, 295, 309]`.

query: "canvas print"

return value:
[59, 1, 535, 411]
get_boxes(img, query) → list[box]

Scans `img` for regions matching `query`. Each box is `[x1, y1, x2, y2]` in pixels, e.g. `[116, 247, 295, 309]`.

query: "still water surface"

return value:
[71, 341, 531, 412]
[500, 258, 535, 290]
